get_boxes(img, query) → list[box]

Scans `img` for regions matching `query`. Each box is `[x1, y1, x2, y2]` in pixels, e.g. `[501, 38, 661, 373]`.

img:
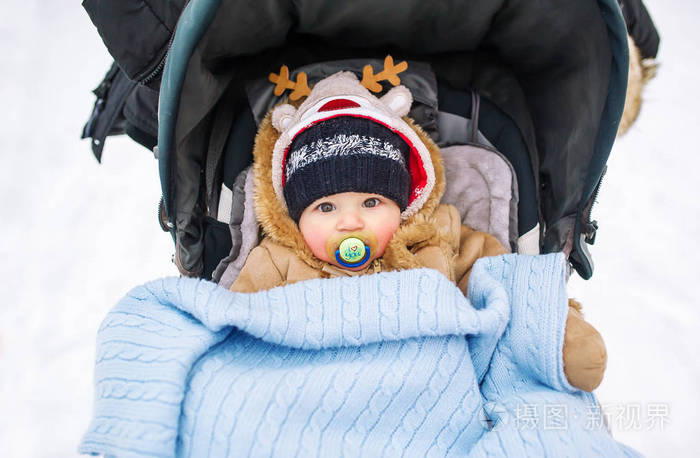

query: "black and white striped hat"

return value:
[283, 116, 411, 222]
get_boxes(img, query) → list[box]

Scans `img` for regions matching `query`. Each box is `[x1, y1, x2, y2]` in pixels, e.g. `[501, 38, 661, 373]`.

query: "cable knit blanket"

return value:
[80, 254, 639, 457]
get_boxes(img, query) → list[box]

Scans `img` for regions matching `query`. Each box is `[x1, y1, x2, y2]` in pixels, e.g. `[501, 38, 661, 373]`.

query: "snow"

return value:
[0, 1, 697, 457]
[567, 1, 700, 454]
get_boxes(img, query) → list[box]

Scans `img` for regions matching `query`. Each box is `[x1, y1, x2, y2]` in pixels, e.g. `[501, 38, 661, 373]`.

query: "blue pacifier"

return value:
[326, 231, 378, 269]
[336, 237, 371, 268]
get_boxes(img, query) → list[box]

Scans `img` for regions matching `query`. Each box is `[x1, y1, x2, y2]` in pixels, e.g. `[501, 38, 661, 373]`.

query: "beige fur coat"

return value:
[230, 113, 506, 294]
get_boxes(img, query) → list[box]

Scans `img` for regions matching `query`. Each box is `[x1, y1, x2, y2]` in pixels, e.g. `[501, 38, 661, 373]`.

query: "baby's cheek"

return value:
[303, 230, 332, 263]
[373, 223, 400, 257]
[299, 213, 332, 263]
[374, 235, 391, 257]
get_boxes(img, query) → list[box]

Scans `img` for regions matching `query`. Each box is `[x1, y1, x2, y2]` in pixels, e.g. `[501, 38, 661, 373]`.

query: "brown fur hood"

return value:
[618, 35, 658, 136]
[252, 109, 450, 274]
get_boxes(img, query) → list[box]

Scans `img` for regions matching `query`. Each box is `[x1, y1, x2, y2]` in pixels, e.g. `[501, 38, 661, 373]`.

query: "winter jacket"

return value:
[231, 204, 507, 294]
[83, 0, 186, 86]
[618, 0, 660, 59]
[229, 105, 506, 294]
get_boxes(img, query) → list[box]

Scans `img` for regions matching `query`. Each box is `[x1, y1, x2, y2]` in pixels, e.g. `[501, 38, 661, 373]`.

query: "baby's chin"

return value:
[340, 260, 372, 271]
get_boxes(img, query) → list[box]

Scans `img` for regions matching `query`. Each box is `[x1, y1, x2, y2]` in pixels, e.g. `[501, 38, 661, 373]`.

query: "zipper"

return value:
[139, 0, 191, 86]
[140, 47, 169, 86]
[582, 166, 607, 244]
[158, 196, 174, 232]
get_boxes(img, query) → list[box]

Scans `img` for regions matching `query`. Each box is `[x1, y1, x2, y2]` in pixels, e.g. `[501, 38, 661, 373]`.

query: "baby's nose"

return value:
[336, 211, 364, 231]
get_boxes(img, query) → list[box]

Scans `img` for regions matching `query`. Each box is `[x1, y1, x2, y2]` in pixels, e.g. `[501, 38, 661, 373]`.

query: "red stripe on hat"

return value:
[318, 99, 361, 111]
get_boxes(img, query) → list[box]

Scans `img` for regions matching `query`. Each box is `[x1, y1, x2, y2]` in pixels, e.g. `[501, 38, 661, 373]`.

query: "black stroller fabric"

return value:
[83, 0, 631, 280]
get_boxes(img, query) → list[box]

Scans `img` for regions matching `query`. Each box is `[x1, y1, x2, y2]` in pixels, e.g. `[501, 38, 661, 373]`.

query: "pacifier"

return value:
[325, 231, 378, 269]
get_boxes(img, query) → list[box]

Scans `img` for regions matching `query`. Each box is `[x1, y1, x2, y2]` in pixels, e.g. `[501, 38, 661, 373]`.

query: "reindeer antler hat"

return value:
[268, 62, 436, 222]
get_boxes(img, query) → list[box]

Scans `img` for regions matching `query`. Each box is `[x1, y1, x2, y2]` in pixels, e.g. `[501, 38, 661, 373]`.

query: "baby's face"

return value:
[298, 192, 401, 270]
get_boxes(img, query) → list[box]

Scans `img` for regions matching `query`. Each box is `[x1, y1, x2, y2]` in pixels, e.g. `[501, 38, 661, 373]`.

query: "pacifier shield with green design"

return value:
[325, 231, 378, 269]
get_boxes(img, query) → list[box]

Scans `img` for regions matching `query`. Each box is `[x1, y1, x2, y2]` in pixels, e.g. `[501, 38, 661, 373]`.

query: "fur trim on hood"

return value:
[618, 35, 659, 136]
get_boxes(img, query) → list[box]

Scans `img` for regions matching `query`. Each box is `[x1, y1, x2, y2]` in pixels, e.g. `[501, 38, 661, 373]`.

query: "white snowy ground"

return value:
[0, 1, 697, 457]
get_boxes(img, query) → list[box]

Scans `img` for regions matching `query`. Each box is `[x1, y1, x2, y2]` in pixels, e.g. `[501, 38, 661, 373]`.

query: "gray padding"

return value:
[215, 167, 259, 288]
[437, 111, 495, 149]
[440, 145, 517, 251]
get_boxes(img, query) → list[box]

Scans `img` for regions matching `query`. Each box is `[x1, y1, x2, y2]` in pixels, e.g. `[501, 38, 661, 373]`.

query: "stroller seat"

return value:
[210, 60, 539, 287]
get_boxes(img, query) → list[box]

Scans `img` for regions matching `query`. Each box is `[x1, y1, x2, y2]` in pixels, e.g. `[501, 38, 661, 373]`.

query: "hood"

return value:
[252, 72, 447, 272]
[617, 35, 658, 136]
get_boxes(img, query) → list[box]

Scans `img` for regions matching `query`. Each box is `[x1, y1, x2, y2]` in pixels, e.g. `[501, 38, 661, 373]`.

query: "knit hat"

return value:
[283, 116, 411, 222]
[270, 71, 436, 222]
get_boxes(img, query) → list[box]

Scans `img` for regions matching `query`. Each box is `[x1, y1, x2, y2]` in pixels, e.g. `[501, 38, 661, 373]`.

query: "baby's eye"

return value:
[363, 198, 380, 208]
[317, 202, 335, 213]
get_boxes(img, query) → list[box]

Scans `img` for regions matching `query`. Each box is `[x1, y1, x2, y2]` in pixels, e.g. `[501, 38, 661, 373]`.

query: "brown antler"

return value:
[361, 55, 408, 92]
[269, 65, 311, 101]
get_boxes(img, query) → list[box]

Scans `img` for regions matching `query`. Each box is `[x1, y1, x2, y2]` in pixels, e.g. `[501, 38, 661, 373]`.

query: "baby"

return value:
[231, 71, 606, 391]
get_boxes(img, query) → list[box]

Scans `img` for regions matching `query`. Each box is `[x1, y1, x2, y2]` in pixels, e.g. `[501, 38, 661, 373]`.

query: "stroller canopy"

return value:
[94, 0, 628, 279]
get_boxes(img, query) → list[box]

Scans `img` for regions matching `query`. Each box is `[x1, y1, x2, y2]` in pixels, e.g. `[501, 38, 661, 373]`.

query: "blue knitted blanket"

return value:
[80, 254, 639, 457]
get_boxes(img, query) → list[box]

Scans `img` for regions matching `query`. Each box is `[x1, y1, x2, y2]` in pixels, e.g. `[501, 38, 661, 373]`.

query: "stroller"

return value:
[78, 2, 662, 456]
[82, 0, 632, 284]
